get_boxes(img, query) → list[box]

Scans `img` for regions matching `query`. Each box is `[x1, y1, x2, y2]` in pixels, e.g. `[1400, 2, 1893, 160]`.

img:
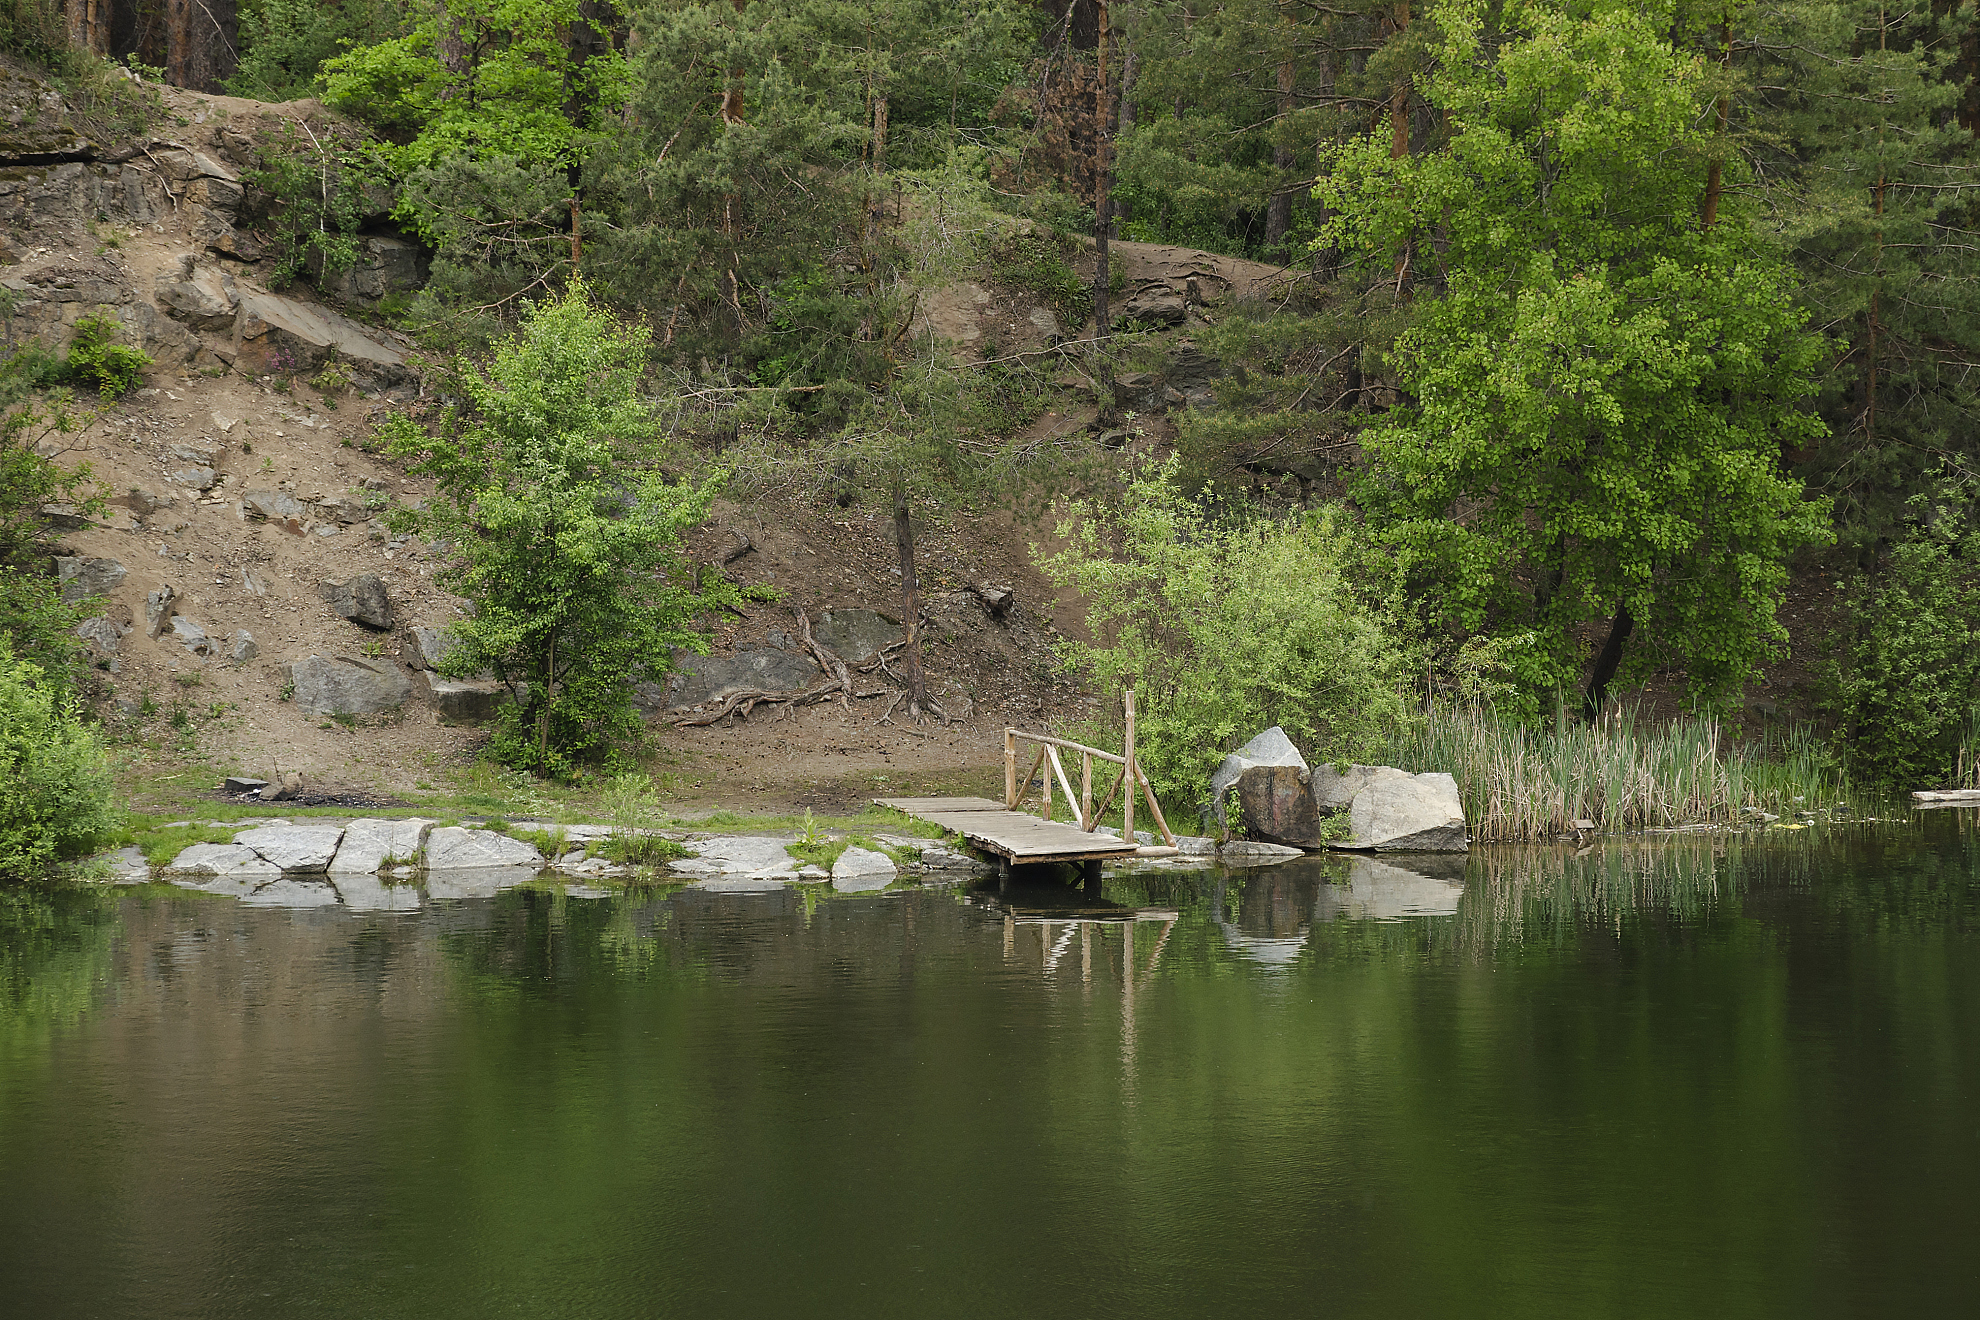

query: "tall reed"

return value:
[1377, 702, 1848, 842]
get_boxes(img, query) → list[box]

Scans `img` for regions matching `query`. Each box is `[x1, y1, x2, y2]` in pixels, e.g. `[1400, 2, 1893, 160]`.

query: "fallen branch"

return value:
[795, 608, 855, 710]
[670, 675, 889, 727]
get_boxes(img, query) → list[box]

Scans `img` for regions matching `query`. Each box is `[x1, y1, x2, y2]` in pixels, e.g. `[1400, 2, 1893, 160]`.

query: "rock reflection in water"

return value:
[1216, 868, 1323, 967]
[1314, 856, 1467, 922]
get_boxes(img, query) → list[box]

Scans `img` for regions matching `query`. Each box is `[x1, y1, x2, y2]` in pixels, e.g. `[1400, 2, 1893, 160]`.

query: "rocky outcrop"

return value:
[233, 824, 346, 873]
[319, 574, 393, 629]
[233, 291, 409, 384]
[288, 655, 413, 715]
[1310, 765, 1469, 852]
[811, 608, 904, 662]
[424, 827, 543, 870]
[329, 818, 435, 874]
[661, 648, 822, 709]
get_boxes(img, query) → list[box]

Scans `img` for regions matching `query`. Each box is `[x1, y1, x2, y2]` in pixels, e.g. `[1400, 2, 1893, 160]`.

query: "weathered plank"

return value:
[875, 797, 1139, 863]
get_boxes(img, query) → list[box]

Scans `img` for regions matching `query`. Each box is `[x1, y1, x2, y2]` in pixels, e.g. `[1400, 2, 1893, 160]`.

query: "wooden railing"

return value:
[1004, 689, 1177, 847]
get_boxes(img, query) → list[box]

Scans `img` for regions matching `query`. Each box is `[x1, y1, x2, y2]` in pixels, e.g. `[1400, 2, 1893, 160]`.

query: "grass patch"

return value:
[129, 819, 237, 868]
[1375, 701, 1854, 843]
[595, 834, 691, 865]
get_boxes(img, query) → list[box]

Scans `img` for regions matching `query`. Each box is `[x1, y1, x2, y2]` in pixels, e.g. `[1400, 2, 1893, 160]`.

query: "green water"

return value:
[4, 821, 1979, 1318]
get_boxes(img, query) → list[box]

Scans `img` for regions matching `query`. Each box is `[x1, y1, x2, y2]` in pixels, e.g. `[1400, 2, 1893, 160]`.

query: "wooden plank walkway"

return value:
[875, 796, 1146, 866]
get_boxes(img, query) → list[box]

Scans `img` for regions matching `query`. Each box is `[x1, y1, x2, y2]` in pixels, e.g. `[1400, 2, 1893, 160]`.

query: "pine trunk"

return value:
[892, 485, 928, 715]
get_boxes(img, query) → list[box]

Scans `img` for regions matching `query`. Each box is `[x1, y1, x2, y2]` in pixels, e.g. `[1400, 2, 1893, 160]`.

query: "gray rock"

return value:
[223, 776, 268, 794]
[1216, 840, 1306, 864]
[329, 817, 435, 874]
[1310, 765, 1468, 852]
[259, 771, 304, 802]
[288, 655, 413, 715]
[232, 290, 408, 385]
[407, 625, 461, 670]
[162, 843, 280, 881]
[75, 616, 122, 655]
[832, 845, 897, 892]
[663, 649, 822, 709]
[228, 630, 257, 664]
[424, 827, 544, 871]
[1209, 727, 1307, 832]
[1232, 764, 1325, 849]
[233, 824, 346, 873]
[144, 586, 175, 637]
[1118, 286, 1188, 326]
[171, 616, 218, 657]
[318, 234, 431, 304]
[243, 489, 308, 522]
[38, 503, 94, 530]
[423, 672, 509, 722]
[92, 844, 151, 884]
[319, 574, 392, 629]
[811, 609, 904, 662]
[668, 836, 803, 879]
[0, 67, 96, 158]
[55, 556, 126, 603]
[170, 466, 219, 492]
[1316, 857, 1467, 920]
[155, 257, 238, 330]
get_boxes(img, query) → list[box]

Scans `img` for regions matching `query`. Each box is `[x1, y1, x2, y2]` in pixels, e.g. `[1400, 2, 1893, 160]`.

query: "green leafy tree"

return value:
[1043, 456, 1417, 806]
[229, 0, 412, 102]
[384, 283, 730, 776]
[0, 636, 121, 881]
[1823, 472, 1980, 792]
[1319, 0, 1831, 714]
[1, 385, 105, 704]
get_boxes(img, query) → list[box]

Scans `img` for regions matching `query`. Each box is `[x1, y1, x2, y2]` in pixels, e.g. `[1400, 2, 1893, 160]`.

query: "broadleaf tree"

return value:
[1319, 0, 1832, 715]
[384, 283, 732, 777]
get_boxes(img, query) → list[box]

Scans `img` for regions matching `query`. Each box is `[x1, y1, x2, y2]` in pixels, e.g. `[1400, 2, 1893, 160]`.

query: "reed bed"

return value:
[1377, 702, 1849, 843]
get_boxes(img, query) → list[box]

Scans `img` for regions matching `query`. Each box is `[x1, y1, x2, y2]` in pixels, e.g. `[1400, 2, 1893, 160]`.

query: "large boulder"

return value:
[811, 609, 903, 662]
[1209, 727, 1306, 833]
[289, 655, 413, 716]
[831, 845, 897, 893]
[1231, 764, 1327, 848]
[423, 672, 510, 722]
[663, 648, 821, 709]
[320, 574, 393, 629]
[1311, 765, 1468, 852]
[232, 290, 408, 385]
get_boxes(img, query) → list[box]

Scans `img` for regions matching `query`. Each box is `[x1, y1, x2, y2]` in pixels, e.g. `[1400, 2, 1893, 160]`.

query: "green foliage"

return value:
[1320, 0, 1831, 709]
[0, 636, 120, 880]
[985, 228, 1118, 328]
[242, 121, 374, 287]
[0, 570, 85, 708]
[0, 0, 66, 67]
[229, 0, 409, 103]
[384, 283, 730, 777]
[1823, 475, 1980, 791]
[62, 316, 148, 399]
[1042, 457, 1418, 806]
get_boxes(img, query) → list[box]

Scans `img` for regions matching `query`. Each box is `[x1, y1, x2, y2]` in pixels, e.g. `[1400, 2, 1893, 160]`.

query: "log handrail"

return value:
[1002, 689, 1177, 848]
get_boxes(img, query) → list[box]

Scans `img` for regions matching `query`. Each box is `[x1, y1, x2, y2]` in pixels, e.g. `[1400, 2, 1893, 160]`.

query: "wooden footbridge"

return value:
[878, 691, 1181, 874]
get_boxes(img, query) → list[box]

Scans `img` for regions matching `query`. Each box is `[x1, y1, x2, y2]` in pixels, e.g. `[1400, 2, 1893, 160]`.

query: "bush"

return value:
[64, 316, 149, 398]
[0, 636, 121, 880]
[1042, 457, 1419, 807]
[1825, 478, 1980, 791]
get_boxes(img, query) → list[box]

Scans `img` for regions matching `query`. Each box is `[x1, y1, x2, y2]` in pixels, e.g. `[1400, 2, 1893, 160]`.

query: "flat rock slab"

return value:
[330, 874, 423, 911]
[670, 836, 802, 879]
[233, 824, 346, 873]
[329, 818, 435, 874]
[93, 845, 151, 884]
[425, 827, 544, 870]
[162, 843, 281, 881]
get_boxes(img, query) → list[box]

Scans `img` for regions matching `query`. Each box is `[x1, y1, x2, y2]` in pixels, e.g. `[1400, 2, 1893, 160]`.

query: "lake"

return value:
[4, 819, 1978, 1317]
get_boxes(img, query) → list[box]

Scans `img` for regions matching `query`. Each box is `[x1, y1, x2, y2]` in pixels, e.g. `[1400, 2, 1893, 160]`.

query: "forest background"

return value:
[6, 0, 1980, 870]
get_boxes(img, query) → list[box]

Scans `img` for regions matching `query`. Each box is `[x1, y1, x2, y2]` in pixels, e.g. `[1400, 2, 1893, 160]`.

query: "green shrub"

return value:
[1825, 478, 1980, 791]
[1042, 456, 1419, 808]
[0, 636, 121, 880]
[64, 316, 149, 398]
[242, 121, 373, 288]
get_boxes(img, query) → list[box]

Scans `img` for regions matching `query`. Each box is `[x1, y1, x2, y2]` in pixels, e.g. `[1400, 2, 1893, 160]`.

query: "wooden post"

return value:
[1005, 728, 1017, 808]
[1122, 687, 1137, 843]
[1042, 746, 1053, 820]
[1084, 751, 1095, 826]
